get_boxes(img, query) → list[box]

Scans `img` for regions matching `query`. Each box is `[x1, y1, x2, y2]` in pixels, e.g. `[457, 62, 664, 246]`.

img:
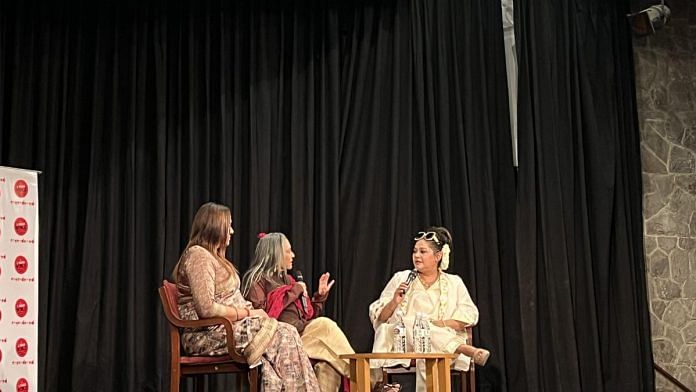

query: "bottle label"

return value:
[393, 325, 407, 353]
[413, 326, 431, 353]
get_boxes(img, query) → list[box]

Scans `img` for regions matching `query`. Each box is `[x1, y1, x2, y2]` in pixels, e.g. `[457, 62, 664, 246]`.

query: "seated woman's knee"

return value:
[310, 316, 338, 332]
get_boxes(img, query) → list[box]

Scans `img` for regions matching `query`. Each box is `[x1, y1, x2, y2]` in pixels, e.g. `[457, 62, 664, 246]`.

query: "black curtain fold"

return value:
[0, 0, 654, 391]
[515, 0, 654, 391]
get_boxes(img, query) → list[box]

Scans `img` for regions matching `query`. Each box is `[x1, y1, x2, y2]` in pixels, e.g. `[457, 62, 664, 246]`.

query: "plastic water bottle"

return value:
[422, 314, 431, 352]
[413, 312, 424, 352]
[392, 310, 407, 353]
[413, 312, 431, 353]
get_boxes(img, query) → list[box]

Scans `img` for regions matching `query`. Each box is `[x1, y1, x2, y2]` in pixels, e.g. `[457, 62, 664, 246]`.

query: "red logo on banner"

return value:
[14, 218, 28, 236]
[15, 299, 28, 317]
[15, 338, 28, 357]
[16, 377, 29, 392]
[15, 256, 28, 274]
[14, 180, 29, 198]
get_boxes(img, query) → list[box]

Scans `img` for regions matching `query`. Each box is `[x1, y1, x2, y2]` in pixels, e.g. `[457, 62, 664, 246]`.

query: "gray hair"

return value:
[241, 232, 288, 297]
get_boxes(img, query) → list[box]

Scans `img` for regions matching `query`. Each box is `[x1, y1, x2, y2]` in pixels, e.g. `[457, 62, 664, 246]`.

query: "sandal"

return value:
[473, 348, 490, 366]
[372, 381, 402, 392]
[382, 383, 402, 392]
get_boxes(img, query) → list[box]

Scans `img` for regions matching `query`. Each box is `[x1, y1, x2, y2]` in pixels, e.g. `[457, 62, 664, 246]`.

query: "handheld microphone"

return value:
[295, 270, 309, 312]
[401, 268, 418, 294]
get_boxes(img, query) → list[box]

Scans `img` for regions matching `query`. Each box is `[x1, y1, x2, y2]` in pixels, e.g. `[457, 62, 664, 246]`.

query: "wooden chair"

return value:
[381, 326, 476, 392]
[158, 280, 260, 392]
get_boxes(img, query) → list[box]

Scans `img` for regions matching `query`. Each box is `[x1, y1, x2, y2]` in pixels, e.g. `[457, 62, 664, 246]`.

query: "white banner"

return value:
[0, 167, 39, 392]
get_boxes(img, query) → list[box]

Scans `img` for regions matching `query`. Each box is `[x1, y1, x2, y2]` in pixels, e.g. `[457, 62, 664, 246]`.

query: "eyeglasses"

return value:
[414, 231, 440, 244]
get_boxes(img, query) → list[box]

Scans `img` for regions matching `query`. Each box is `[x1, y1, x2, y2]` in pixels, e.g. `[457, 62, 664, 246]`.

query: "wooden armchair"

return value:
[158, 280, 259, 392]
[381, 326, 476, 392]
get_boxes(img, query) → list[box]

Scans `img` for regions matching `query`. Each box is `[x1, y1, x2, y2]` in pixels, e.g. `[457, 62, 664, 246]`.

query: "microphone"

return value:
[295, 270, 309, 312]
[401, 268, 418, 294]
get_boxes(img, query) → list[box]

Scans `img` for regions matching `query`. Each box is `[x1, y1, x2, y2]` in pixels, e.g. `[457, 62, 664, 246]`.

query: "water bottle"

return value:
[392, 310, 407, 353]
[413, 312, 426, 353]
[422, 314, 431, 352]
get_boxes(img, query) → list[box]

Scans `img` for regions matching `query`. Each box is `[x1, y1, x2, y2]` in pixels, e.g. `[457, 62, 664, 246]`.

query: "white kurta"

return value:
[369, 270, 479, 392]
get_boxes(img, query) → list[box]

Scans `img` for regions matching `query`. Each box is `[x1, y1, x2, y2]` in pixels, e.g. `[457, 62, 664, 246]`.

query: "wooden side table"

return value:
[339, 352, 457, 392]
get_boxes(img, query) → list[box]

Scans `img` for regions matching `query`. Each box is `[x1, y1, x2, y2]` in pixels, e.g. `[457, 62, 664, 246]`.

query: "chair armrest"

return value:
[158, 283, 247, 363]
[170, 315, 234, 330]
[175, 315, 247, 363]
[464, 326, 473, 345]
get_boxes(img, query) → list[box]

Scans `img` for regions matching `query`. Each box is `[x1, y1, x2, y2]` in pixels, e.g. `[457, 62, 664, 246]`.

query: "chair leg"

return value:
[170, 366, 179, 392]
[249, 366, 260, 392]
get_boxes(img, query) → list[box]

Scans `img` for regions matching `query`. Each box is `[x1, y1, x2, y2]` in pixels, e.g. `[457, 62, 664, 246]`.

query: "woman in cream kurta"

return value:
[368, 227, 489, 392]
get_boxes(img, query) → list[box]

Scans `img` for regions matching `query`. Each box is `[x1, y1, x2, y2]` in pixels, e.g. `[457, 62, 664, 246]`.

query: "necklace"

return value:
[400, 270, 449, 320]
[418, 272, 439, 290]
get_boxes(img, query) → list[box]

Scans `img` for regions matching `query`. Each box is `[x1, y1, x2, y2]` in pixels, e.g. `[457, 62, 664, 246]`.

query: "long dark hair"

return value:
[173, 202, 236, 280]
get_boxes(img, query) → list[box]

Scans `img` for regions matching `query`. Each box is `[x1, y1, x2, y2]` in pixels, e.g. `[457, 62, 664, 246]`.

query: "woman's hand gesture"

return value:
[317, 272, 335, 297]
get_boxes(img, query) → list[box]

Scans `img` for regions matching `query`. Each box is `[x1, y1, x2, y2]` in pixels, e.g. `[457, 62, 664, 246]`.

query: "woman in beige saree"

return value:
[172, 203, 320, 392]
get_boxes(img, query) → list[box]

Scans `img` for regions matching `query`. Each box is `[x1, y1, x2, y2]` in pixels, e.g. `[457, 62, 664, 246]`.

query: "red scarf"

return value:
[266, 275, 314, 320]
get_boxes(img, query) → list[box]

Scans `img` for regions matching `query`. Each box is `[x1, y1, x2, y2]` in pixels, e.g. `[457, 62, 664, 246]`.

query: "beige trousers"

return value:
[301, 317, 355, 392]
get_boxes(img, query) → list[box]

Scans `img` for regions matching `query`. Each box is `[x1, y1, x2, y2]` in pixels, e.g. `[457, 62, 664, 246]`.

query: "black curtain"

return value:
[1, 0, 656, 390]
[515, 0, 654, 391]
[0, 0, 519, 391]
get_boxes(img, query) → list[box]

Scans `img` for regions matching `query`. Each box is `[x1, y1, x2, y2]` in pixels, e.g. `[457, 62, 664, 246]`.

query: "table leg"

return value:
[349, 360, 358, 391]
[425, 359, 438, 392]
[436, 357, 452, 392]
[348, 358, 371, 392]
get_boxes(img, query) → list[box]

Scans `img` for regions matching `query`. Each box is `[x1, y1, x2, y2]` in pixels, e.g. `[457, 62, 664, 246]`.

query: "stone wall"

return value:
[634, 1, 696, 390]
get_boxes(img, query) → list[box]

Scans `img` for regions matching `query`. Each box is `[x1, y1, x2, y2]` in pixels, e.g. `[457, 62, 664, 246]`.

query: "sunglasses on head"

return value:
[414, 231, 440, 243]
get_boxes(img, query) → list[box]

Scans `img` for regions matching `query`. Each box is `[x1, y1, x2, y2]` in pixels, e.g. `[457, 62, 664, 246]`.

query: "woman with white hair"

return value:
[242, 232, 354, 392]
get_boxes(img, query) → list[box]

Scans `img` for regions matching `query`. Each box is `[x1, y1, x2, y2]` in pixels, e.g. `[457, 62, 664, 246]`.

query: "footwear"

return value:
[473, 348, 490, 366]
[372, 381, 402, 392]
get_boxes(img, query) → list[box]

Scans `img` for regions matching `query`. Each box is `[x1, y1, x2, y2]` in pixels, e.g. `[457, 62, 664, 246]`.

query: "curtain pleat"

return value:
[0, 0, 654, 391]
